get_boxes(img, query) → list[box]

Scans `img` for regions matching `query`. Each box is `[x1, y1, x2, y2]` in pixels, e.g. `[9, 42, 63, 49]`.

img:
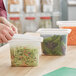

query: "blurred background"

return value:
[6, 0, 76, 33]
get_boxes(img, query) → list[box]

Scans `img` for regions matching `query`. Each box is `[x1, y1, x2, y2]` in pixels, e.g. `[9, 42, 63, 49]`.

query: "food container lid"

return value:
[40, 17, 51, 19]
[25, 17, 36, 20]
[9, 34, 43, 42]
[37, 28, 71, 35]
[57, 21, 76, 27]
[10, 17, 20, 20]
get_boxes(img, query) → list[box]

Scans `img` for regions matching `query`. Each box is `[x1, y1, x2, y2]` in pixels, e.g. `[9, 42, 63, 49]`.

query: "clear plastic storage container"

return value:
[9, 34, 43, 67]
[37, 29, 71, 56]
[24, 17, 38, 32]
[9, 17, 22, 33]
[39, 17, 52, 28]
[57, 21, 76, 45]
[8, 0, 20, 14]
[23, 0, 37, 13]
[41, 0, 53, 13]
[52, 12, 61, 28]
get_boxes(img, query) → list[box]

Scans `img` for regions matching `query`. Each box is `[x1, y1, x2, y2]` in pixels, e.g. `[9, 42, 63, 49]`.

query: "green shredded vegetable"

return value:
[42, 35, 67, 56]
[10, 46, 39, 67]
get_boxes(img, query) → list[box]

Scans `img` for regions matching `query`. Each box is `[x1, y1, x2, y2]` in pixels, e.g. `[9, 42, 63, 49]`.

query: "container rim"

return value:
[57, 21, 76, 27]
[8, 34, 43, 43]
[37, 28, 71, 35]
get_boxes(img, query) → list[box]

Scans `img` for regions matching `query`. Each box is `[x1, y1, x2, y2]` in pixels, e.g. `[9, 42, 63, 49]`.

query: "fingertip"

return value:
[9, 30, 14, 36]
[8, 37, 12, 40]
[0, 40, 3, 43]
[5, 41, 8, 43]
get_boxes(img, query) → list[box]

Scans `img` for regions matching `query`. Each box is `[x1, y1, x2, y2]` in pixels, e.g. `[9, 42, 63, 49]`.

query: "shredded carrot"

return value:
[19, 56, 23, 58]
[24, 54, 28, 56]
[11, 56, 14, 59]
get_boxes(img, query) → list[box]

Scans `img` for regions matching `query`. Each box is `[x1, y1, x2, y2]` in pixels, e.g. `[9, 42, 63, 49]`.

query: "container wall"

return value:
[61, 27, 76, 45]
[9, 41, 41, 67]
[41, 34, 68, 56]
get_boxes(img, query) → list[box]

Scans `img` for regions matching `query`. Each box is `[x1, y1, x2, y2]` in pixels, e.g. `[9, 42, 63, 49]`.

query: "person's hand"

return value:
[0, 23, 15, 43]
[0, 17, 18, 43]
[0, 17, 18, 33]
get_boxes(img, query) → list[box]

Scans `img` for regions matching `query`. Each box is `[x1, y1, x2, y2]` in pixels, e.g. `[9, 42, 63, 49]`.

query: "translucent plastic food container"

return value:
[24, 17, 38, 32]
[9, 17, 22, 34]
[39, 17, 52, 28]
[52, 12, 61, 28]
[9, 34, 43, 67]
[37, 29, 71, 56]
[57, 21, 76, 45]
